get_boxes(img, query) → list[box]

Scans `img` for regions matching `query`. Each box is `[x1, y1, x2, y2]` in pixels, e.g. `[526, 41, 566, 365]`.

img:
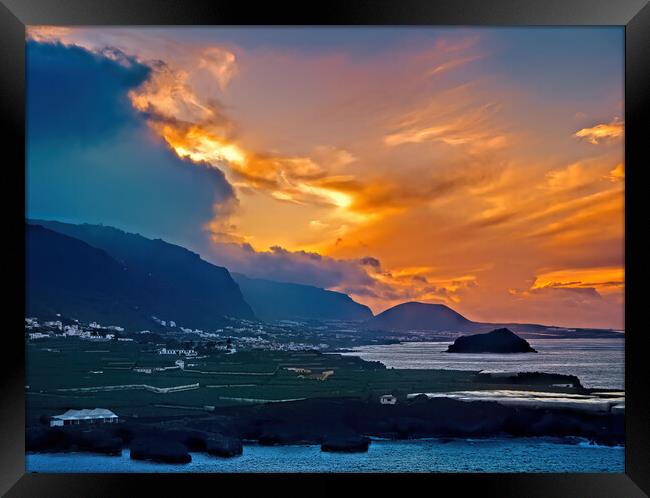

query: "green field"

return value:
[26, 337, 497, 423]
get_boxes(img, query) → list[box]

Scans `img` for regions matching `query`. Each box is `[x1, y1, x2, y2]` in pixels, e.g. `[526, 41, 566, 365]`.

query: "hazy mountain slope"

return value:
[232, 273, 373, 322]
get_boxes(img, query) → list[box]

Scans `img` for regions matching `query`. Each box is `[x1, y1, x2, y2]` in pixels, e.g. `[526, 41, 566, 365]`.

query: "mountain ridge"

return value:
[27, 220, 373, 325]
[27, 221, 255, 328]
[232, 273, 373, 322]
[361, 300, 622, 339]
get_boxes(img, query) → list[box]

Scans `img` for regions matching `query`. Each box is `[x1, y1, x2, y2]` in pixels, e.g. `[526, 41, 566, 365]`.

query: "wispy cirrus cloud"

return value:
[383, 85, 509, 152]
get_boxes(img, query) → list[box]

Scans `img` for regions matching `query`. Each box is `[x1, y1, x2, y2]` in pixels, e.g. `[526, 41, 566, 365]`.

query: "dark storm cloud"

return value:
[26, 41, 236, 249]
[27, 41, 149, 143]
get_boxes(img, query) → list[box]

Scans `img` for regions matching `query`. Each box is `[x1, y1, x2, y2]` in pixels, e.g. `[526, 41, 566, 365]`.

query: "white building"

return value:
[380, 394, 397, 405]
[158, 347, 197, 356]
[28, 332, 49, 340]
[49, 408, 118, 427]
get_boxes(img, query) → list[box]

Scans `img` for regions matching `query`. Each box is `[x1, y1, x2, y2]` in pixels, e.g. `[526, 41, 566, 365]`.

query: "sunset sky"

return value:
[26, 27, 624, 329]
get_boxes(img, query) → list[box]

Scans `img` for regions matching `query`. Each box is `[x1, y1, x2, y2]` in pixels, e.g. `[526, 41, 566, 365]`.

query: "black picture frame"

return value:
[1, 0, 648, 495]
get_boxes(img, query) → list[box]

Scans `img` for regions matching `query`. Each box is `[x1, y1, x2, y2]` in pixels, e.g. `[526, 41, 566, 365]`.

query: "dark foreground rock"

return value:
[72, 429, 123, 455]
[321, 434, 370, 453]
[26, 427, 68, 453]
[258, 429, 302, 446]
[206, 435, 243, 457]
[475, 371, 583, 389]
[447, 328, 537, 353]
[216, 396, 624, 446]
[27, 393, 624, 458]
[130, 438, 191, 464]
[26, 427, 122, 455]
[162, 429, 209, 451]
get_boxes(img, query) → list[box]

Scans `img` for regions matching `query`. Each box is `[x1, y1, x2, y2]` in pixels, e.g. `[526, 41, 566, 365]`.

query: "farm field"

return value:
[26, 337, 502, 423]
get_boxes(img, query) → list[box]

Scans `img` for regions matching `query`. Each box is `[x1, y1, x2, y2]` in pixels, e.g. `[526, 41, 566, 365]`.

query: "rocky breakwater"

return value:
[321, 433, 370, 453]
[130, 438, 192, 464]
[217, 395, 624, 447]
[26, 427, 122, 456]
[206, 434, 243, 457]
[26, 421, 246, 462]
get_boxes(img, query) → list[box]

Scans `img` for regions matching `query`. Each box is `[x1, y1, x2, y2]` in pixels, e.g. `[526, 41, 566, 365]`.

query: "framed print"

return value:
[1, 0, 648, 496]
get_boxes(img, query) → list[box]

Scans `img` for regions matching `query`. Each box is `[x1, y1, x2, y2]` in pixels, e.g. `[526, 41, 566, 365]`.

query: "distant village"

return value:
[25, 305, 431, 354]
[25, 314, 342, 352]
[26, 317, 127, 342]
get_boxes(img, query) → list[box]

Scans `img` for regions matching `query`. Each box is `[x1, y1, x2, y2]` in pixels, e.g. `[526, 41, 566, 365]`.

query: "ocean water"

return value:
[341, 338, 624, 389]
[26, 438, 623, 473]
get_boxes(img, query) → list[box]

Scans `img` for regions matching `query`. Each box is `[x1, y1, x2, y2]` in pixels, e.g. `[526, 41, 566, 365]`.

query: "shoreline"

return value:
[338, 338, 624, 390]
[27, 393, 626, 462]
[26, 434, 625, 456]
[26, 437, 625, 473]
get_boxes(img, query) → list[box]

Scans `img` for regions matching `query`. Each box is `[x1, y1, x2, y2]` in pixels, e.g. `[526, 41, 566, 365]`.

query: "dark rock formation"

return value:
[26, 427, 68, 453]
[258, 428, 299, 446]
[215, 395, 624, 445]
[206, 435, 243, 457]
[475, 371, 582, 389]
[321, 434, 370, 453]
[27, 394, 625, 459]
[26, 427, 123, 456]
[163, 429, 208, 451]
[72, 429, 123, 456]
[129, 438, 191, 464]
[447, 328, 537, 353]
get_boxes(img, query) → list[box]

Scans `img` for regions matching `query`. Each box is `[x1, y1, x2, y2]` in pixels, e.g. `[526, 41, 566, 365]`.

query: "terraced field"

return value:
[27, 337, 587, 425]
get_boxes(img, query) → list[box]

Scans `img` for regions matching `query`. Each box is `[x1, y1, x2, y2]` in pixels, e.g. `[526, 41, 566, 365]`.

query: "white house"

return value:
[28, 332, 49, 340]
[380, 394, 397, 405]
[158, 347, 197, 356]
[50, 408, 118, 427]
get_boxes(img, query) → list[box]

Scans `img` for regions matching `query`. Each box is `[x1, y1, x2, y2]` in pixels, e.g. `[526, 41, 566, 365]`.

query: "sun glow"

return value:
[31, 26, 624, 328]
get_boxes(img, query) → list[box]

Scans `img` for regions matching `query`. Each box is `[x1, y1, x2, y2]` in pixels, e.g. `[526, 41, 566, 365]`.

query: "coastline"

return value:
[339, 338, 625, 390]
[27, 392, 626, 460]
[26, 338, 625, 471]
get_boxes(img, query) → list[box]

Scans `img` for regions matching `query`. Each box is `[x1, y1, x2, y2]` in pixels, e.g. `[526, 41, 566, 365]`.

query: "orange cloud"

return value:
[125, 57, 365, 217]
[26, 26, 73, 42]
[608, 163, 625, 182]
[384, 89, 509, 153]
[545, 162, 597, 192]
[532, 266, 624, 294]
[574, 118, 623, 144]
